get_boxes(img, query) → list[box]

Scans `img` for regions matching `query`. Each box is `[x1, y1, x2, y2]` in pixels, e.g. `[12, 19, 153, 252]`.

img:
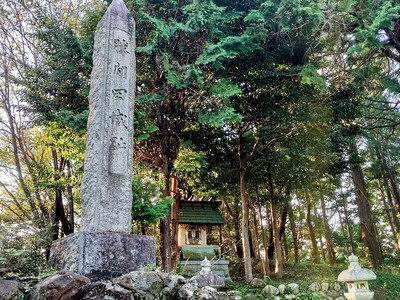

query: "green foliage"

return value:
[0, 248, 32, 277]
[24, 18, 90, 123]
[352, 1, 400, 49]
[41, 122, 85, 164]
[137, 94, 164, 103]
[0, 224, 48, 277]
[198, 106, 243, 127]
[372, 269, 400, 299]
[300, 64, 326, 89]
[134, 111, 159, 142]
[209, 80, 241, 99]
[173, 143, 208, 173]
[132, 176, 175, 226]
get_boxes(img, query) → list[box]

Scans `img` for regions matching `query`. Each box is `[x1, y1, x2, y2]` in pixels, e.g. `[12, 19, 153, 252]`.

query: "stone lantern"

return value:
[338, 254, 376, 300]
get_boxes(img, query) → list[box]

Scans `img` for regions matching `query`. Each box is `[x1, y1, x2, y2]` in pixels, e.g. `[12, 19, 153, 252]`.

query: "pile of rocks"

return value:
[0, 272, 349, 300]
[258, 281, 346, 300]
[0, 270, 186, 300]
[263, 283, 300, 299]
[308, 282, 346, 300]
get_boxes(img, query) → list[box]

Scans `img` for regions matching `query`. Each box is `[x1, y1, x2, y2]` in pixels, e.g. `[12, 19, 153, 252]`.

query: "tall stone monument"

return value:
[49, 0, 155, 279]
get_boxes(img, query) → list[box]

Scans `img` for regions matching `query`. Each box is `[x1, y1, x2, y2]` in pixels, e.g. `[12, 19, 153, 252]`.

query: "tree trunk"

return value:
[159, 156, 172, 272]
[222, 197, 243, 258]
[350, 141, 383, 268]
[305, 191, 319, 264]
[52, 150, 72, 240]
[267, 203, 288, 260]
[268, 172, 283, 278]
[377, 179, 399, 250]
[170, 176, 180, 269]
[381, 155, 400, 213]
[320, 198, 336, 264]
[255, 189, 270, 277]
[340, 188, 356, 254]
[251, 209, 260, 257]
[66, 161, 74, 233]
[282, 232, 289, 262]
[288, 203, 300, 263]
[239, 156, 253, 282]
[319, 234, 326, 263]
[159, 142, 172, 271]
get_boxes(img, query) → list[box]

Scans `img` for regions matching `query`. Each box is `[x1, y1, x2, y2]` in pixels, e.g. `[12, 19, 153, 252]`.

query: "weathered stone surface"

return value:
[111, 271, 186, 300]
[80, 0, 136, 233]
[278, 284, 286, 294]
[162, 274, 187, 298]
[263, 285, 280, 296]
[325, 289, 339, 299]
[249, 278, 265, 288]
[0, 280, 25, 300]
[287, 283, 299, 294]
[190, 273, 225, 288]
[321, 282, 330, 292]
[178, 283, 199, 300]
[82, 281, 133, 300]
[309, 282, 321, 292]
[49, 231, 156, 279]
[30, 270, 90, 300]
[198, 286, 217, 300]
[331, 282, 341, 291]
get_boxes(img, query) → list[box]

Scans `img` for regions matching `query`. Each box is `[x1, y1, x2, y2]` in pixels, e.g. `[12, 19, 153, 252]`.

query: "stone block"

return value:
[49, 231, 155, 280]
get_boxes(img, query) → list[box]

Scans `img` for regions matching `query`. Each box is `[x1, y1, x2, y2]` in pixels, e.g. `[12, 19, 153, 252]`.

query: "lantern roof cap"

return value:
[338, 254, 376, 282]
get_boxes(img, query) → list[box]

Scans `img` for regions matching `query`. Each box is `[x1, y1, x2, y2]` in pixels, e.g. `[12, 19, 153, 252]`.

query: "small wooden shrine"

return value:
[176, 200, 231, 280]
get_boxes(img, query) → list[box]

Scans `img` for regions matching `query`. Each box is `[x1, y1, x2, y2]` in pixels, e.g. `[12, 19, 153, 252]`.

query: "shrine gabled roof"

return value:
[178, 200, 224, 225]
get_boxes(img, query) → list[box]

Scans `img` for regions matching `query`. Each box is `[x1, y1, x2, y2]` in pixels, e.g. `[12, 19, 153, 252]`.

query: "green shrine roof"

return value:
[178, 201, 224, 225]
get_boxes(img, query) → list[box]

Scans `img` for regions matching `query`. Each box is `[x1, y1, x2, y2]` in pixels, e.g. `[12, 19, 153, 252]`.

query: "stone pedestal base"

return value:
[49, 231, 156, 280]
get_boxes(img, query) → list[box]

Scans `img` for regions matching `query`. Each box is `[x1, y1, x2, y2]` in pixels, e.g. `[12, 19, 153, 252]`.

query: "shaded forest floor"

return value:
[227, 259, 400, 299]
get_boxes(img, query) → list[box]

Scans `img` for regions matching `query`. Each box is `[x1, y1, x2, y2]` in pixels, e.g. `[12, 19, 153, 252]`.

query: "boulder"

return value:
[331, 282, 341, 291]
[112, 271, 185, 300]
[308, 282, 321, 292]
[190, 273, 225, 288]
[278, 284, 286, 294]
[30, 270, 90, 300]
[249, 278, 265, 288]
[325, 289, 339, 299]
[263, 285, 280, 296]
[198, 286, 217, 300]
[321, 282, 330, 292]
[0, 280, 25, 300]
[178, 283, 199, 300]
[82, 281, 133, 300]
[162, 274, 187, 298]
[287, 283, 299, 294]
